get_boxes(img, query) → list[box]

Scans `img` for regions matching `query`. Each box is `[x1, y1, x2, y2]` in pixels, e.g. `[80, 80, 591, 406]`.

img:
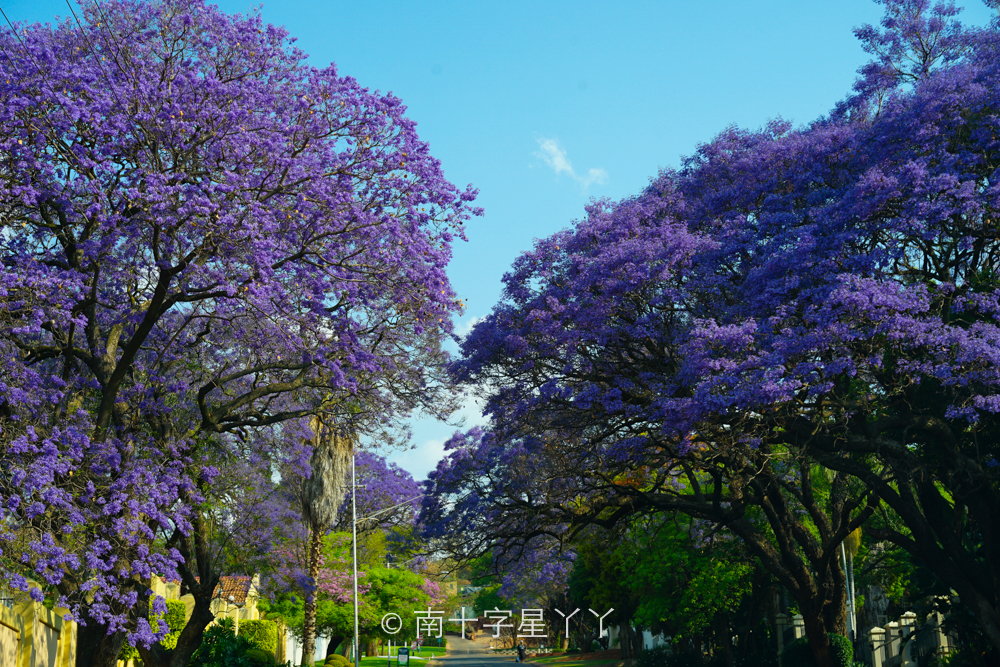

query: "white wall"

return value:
[285, 633, 330, 664]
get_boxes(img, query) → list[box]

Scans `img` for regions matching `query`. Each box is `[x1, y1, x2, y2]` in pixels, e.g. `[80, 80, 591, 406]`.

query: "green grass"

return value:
[519, 657, 619, 667]
[314, 646, 448, 667]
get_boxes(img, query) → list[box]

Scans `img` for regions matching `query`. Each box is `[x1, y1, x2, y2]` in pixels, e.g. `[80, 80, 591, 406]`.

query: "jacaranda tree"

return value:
[424, 3, 1000, 666]
[0, 1, 479, 665]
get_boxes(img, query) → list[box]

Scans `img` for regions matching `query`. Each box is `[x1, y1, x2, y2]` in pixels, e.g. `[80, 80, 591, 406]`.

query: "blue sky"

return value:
[7, 0, 998, 480]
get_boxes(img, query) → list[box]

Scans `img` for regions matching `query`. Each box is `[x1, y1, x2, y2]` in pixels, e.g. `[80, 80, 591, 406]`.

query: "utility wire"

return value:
[63, 0, 151, 150]
[86, 0, 156, 116]
[0, 5, 98, 213]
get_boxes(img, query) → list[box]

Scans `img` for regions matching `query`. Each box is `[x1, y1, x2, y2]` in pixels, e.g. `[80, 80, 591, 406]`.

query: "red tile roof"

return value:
[214, 576, 254, 606]
[192, 575, 255, 606]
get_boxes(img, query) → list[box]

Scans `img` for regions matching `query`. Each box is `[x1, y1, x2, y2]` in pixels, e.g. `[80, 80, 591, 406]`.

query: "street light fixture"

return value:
[350, 466, 424, 667]
[352, 454, 360, 667]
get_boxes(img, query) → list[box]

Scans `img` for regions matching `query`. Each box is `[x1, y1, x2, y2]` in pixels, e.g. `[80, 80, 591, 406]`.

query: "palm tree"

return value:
[299, 416, 354, 665]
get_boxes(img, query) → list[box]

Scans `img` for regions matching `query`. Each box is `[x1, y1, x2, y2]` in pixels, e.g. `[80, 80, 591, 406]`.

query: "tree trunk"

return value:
[949, 578, 1000, 658]
[713, 616, 735, 667]
[801, 606, 836, 667]
[166, 591, 219, 667]
[133, 574, 219, 667]
[618, 623, 632, 659]
[302, 524, 323, 665]
[326, 635, 347, 658]
[75, 621, 127, 667]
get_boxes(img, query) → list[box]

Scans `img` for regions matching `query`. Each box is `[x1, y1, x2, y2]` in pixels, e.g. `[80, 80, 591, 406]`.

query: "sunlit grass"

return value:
[313, 645, 448, 667]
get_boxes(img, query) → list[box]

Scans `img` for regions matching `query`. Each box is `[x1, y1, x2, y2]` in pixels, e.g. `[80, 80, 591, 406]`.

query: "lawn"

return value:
[527, 659, 620, 666]
[512, 651, 624, 667]
[314, 645, 448, 667]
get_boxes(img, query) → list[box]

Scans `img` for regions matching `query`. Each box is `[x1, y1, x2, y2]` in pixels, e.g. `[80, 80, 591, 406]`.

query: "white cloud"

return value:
[534, 138, 608, 189]
[454, 315, 485, 341]
[388, 438, 448, 482]
[387, 390, 489, 482]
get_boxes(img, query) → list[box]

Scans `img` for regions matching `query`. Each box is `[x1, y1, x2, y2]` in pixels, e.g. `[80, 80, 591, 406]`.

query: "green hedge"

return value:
[325, 654, 351, 667]
[119, 598, 189, 661]
[247, 647, 276, 665]
[240, 619, 278, 653]
[780, 634, 853, 667]
[162, 599, 187, 632]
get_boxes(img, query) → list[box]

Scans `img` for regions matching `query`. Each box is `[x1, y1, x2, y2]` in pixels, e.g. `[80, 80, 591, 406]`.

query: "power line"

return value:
[0, 5, 97, 213]
[63, 0, 150, 150]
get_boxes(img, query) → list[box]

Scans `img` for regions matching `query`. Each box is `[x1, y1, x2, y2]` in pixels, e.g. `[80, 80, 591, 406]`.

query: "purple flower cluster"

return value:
[0, 0, 477, 652]
[422, 0, 1000, 653]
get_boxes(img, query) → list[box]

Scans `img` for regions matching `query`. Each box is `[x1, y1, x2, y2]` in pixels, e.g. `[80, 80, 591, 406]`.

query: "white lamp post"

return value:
[350, 470, 424, 667]
[353, 453, 360, 667]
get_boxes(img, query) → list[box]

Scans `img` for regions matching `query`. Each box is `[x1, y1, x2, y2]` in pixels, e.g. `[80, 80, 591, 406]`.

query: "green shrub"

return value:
[163, 599, 188, 631]
[247, 647, 276, 665]
[780, 634, 853, 667]
[118, 598, 189, 661]
[240, 619, 278, 653]
[190, 621, 257, 666]
[636, 645, 672, 667]
[325, 654, 350, 667]
[217, 616, 237, 634]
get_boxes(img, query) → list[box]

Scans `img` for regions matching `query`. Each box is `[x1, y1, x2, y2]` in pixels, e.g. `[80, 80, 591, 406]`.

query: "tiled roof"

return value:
[192, 575, 255, 606]
[214, 576, 254, 606]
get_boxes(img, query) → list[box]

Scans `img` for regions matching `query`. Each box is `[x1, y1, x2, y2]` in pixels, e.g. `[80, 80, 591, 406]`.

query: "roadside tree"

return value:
[0, 0, 478, 665]
[426, 4, 1000, 666]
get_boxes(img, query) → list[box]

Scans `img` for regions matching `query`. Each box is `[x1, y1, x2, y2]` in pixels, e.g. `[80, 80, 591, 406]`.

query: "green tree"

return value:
[263, 532, 436, 660]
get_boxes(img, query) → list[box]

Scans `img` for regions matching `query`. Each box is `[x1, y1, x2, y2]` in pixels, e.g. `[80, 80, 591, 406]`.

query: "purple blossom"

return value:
[0, 0, 477, 654]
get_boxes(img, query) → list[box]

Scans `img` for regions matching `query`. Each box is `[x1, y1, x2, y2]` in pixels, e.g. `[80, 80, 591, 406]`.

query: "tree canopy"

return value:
[421, 2, 1000, 666]
[0, 0, 478, 665]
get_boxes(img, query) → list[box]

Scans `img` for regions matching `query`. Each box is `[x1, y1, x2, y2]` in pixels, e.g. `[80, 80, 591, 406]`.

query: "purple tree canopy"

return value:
[342, 450, 423, 531]
[0, 0, 478, 646]
[426, 0, 1000, 655]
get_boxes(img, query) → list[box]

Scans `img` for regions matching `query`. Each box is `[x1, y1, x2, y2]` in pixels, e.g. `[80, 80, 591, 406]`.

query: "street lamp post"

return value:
[351, 483, 424, 667]
[353, 453, 360, 667]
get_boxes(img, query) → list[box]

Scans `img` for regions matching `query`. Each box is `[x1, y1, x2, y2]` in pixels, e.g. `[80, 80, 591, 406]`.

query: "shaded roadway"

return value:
[430, 635, 519, 667]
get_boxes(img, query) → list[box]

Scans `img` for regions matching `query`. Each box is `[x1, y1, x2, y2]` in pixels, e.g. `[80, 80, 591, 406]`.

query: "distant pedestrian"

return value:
[516, 641, 527, 663]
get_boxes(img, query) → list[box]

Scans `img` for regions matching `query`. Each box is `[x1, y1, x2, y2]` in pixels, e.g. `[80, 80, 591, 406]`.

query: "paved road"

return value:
[433, 636, 517, 667]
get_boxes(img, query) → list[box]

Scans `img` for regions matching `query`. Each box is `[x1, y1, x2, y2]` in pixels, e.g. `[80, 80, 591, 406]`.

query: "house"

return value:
[0, 580, 76, 667]
[206, 575, 262, 634]
[0, 574, 276, 667]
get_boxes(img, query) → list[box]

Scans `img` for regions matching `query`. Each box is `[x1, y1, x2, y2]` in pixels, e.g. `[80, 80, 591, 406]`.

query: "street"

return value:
[432, 635, 517, 667]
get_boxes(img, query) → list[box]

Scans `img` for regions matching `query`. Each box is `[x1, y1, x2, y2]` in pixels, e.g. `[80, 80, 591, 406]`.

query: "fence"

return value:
[777, 607, 955, 667]
[865, 609, 956, 667]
